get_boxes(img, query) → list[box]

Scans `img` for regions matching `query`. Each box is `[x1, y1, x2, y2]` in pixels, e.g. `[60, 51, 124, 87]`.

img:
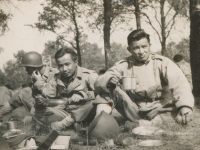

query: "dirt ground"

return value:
[2, 103, 200, 150]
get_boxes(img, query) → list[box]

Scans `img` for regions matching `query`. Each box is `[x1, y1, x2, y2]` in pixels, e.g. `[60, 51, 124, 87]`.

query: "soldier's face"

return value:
[26, 67, 36, 75]
[56, 53, 77, 78]
[127, 38, 151, 63]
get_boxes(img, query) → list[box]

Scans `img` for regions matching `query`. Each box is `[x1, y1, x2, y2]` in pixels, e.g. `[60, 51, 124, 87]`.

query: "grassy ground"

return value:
[2, 104, 200, 150]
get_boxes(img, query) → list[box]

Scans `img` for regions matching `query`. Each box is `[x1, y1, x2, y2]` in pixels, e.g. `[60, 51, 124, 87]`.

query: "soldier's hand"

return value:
[176, 107, 192, 125]
[35, 95, 47, 107]
[32, 70, 42, 81]
[108, 76, 120, 85]
[68, 94, 83, 104]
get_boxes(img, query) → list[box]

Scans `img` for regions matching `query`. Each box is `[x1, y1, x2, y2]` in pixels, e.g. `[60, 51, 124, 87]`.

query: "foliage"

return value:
[81, 42, 104, 72]
[3, 50, 31, 89]
[109, 42, 130, 67]
[82, 41, 130, 72]
[165, 38, 190, 62]
[141, 0, 189, 55]
[42, 37, 65, 68]
[0, 9, 11, 36]
[87, 0, 137, 33]
[35, 0, 92, 66]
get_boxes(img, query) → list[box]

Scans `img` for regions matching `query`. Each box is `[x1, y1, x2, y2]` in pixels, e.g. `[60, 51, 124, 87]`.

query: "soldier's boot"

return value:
[50, 115, 74, 131]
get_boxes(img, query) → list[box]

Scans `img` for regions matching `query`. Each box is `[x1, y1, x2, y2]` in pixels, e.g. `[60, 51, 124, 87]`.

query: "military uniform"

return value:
[175, 60, 192, 88]
[56, 66, 98, 122]
[95, 53, 194, 126]
[0, 66, 58, 118]
[32, 66, 59, 98]
[0, 86, 12, 107]
[34, 66, 98, 125]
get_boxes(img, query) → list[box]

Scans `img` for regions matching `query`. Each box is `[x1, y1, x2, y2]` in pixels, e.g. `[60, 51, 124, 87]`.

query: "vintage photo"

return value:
[0, 0, 198, 149]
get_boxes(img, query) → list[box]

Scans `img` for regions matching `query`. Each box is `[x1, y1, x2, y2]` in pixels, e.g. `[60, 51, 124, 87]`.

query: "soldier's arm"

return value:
[33, 69, 58, 98]
[161, 58, 194, 110]
[95, 61, 125, 93]
[84, 70, 99, 99]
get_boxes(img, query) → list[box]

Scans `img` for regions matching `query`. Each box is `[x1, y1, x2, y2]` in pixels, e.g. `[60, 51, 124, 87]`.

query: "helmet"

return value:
[21, 51, 43, 67]
[88, 111, 119, 140]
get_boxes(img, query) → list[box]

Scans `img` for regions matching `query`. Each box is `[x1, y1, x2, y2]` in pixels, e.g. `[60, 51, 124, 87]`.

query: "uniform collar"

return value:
[57, 66, 82, 86]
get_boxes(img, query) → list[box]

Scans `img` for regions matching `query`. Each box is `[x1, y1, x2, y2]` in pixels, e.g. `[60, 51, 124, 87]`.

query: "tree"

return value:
[0, 0, 14, 36]
[142, 0, 189, 55]
[81, 41, 130, 72]
[35, 0, 90, 66]
[86, 0, 134, 69]
[81, 42, 104, 72]
[109, 42, 130, 67]
[133, 0, 141, 29]
[3, 50, 30, 89]
[103, 0, 112, 69]
[0, 9, 11, 36]
[42, 37, 65, 68]
[190, 0, 200, 97]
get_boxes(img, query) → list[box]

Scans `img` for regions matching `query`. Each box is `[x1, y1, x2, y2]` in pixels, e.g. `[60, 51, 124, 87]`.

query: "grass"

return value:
[2, 103, 200, 150]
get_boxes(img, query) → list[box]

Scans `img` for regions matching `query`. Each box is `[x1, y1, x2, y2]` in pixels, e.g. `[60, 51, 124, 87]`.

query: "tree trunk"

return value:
[72, 0, 82, 66]
[160, 0, 166, 55]
[190, 0, 200, 97]
[134, 0, 141, 29]
[103, 0, 111, 69]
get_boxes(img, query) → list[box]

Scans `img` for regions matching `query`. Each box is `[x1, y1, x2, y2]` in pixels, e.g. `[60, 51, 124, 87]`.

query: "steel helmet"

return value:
[88, 111, 119, 140]
[21, 51, 43, 67]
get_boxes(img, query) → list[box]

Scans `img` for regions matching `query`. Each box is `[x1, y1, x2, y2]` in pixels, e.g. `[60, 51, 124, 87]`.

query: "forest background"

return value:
[0, 0, 195, 92]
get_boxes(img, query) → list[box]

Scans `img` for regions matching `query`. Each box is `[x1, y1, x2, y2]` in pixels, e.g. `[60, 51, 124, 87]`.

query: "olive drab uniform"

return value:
[33, 66, 98, 125]
[0, 86, 13, 118]
[95, 53, 194, 126]
[56, 66, 98, 122]
[32, 66, 58, 98]
[0, 66, 59, 118]
[0, 86, 12, 107]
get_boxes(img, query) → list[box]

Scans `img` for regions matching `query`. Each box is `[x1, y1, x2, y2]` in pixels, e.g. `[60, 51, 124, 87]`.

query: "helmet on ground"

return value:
[88, 111, 119, 140]
[21, 51, 43, 67]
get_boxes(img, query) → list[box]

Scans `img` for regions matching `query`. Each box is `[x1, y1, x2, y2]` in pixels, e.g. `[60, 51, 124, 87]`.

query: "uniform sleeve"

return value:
[161, 58, 194, 109]
[33, 73, 57, 98]
[76, 69, 99, 100]
[87, 71, 99, 91]
[84, 71, 98, 100]
[95, 62, 125, 93]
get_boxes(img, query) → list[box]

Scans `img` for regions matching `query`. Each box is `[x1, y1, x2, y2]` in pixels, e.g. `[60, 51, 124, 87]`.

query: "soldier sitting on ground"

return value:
[33, 48, 98, 131]
[0, 52, 58, 123]
[94, 29, 194, 131]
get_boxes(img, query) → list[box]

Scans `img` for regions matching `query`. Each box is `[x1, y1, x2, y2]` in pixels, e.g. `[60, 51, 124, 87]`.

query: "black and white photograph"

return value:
[0, 0, 199, 149]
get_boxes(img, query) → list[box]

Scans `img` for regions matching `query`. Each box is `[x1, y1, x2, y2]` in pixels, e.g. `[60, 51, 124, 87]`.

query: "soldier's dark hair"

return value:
[127, 29, 150, 46]
[55, 47, 78, 62]
[173, 54, 183, 62]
